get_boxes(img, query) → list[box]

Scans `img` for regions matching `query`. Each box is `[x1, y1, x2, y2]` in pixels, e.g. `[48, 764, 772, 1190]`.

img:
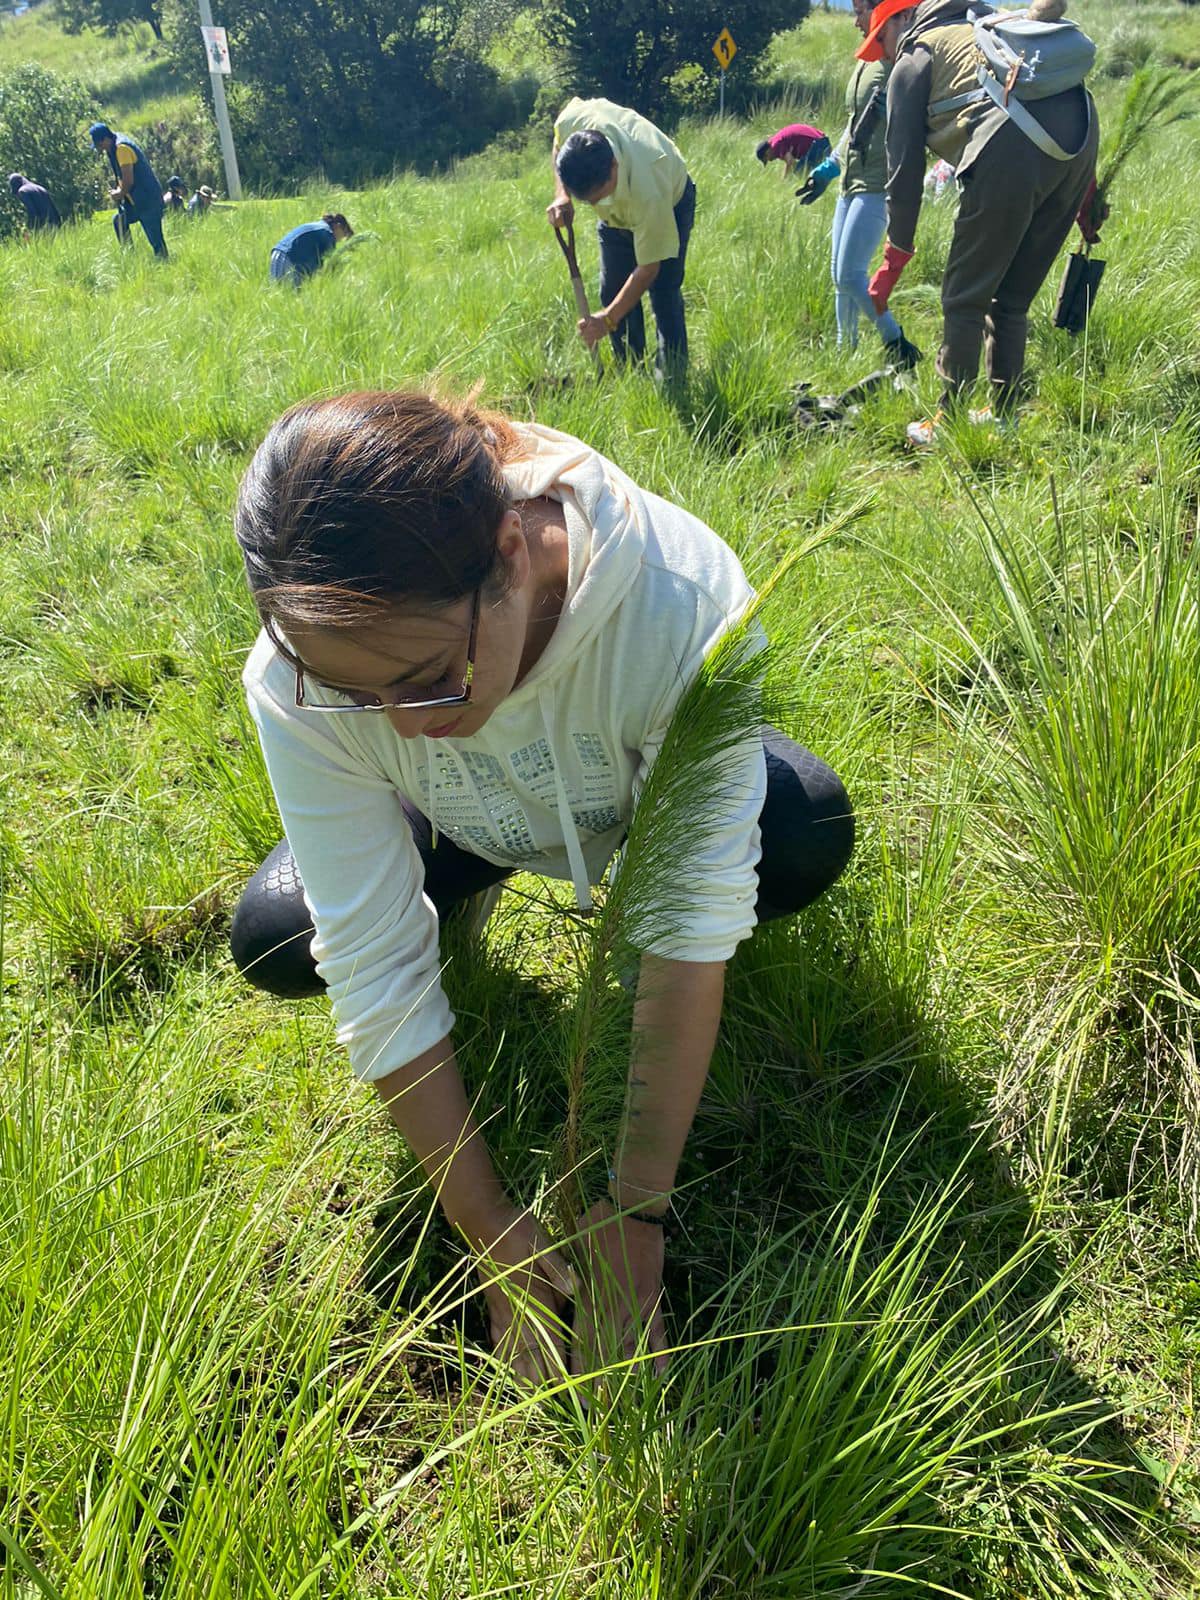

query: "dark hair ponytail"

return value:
[235, 390, 524, 632]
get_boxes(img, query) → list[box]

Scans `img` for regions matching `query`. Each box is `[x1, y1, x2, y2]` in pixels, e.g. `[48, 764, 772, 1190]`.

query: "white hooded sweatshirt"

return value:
[242, 422, 765, 1084]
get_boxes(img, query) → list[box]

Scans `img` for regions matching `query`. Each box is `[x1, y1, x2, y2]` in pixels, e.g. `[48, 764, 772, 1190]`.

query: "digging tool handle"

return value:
[111, 195, 134, 241]
[554, 222, 603, 375]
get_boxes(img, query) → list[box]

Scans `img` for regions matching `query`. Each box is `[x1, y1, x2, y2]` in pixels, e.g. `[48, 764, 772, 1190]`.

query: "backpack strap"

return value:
[928, 87, 987, 116]
[915, 7, 990, 118]
[977, 68, 1092, 160]
[926, 4, 1093, 159]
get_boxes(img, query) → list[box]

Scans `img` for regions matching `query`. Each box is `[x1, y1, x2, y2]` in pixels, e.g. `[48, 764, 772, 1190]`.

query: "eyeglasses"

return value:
[266, 588, 480, 715]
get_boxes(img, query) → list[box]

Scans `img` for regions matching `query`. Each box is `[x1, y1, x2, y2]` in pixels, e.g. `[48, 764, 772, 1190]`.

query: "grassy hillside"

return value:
[2, 5, 1200, 1595]
[0, 0, 196, 125]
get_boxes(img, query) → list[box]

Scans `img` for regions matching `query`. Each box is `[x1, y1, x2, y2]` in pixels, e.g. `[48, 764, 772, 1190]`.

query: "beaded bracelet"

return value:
[617, 1207, 666, 1228]
[607, 1167, 670, 1227]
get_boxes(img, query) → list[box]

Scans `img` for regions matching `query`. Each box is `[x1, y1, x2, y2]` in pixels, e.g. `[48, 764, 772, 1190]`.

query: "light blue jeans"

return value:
[831, 191, 901, 349]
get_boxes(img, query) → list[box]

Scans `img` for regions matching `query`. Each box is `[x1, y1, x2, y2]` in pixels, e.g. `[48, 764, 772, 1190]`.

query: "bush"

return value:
[132, 110, 221, 192]
[156, 0, 536, 188]
[0, 61, 102, 238]
[432, 53, 540, 166]
[536, 0, 811, 119]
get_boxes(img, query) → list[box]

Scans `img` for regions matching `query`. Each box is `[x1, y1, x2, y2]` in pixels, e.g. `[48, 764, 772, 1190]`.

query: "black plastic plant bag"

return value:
[1054, 251, 1106, 335]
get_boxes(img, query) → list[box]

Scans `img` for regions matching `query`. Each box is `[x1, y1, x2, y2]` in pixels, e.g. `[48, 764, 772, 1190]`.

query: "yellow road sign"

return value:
[712, 27, 737, 69]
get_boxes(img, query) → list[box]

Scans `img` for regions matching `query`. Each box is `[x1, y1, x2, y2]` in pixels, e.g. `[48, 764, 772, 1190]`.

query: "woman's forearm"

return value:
[613, 955, 726, 1208]
[372, 1036, 511, 1245]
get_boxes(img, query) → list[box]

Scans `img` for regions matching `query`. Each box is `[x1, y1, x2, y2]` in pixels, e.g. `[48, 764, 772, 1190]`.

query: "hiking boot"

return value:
[906, 410, 945, 448]
[884, 332, 923, 371]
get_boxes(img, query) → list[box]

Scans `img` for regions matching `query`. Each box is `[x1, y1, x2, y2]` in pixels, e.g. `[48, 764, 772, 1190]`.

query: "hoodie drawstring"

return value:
[539, 685, 593, 913]
[423, 735, 439, 848]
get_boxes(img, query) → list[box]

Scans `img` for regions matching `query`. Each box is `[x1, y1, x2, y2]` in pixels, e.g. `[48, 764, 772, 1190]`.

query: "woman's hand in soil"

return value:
[475, 1206, 574, 1385]
[571, 1200, 668, 1379]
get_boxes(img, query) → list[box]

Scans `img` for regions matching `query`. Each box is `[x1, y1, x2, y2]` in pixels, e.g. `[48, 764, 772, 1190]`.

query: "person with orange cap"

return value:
[859, 0, 1098, 444]
[801, 0, 921, 370]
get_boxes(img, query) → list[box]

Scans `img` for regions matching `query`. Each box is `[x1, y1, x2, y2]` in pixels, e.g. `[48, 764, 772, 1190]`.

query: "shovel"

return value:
[113, 196, 134, 244]
[553, 220, 603, 375]
[790, 366, 909, 431]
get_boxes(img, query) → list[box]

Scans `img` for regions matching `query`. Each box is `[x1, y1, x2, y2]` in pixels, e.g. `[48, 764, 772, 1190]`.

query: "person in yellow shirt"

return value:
[548, 97, 695, 382]
[89, 122, 168, 258]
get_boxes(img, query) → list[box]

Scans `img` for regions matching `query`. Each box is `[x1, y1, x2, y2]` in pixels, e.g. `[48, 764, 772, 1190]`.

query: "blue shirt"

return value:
[16, 181, 61, 228]
[272, 221, 336, 277]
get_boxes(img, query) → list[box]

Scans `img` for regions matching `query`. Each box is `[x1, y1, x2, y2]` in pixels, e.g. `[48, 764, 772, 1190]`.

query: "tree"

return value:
[58, 0, 164, 42]
[158, 0, 524, 186]
[538, 0, 809, 118]
[0, 63, 101, 240]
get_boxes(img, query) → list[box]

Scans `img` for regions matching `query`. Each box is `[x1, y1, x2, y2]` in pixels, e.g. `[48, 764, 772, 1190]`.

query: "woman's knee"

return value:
[810, 766, 856, 888]
[756, 732, 855, 919]
[229, 839, 323, 999]
[834, 266, 869, 301]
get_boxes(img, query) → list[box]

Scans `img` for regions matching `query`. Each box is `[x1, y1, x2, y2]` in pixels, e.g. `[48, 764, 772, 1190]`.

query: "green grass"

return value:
[3, 5, 1200, 1593]
[0, 0, 196, 125]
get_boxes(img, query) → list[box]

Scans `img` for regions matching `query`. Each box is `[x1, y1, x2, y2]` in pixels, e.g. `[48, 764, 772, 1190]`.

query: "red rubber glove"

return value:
[1075, 177, 1109, 246]
[868, 241, 914, 314]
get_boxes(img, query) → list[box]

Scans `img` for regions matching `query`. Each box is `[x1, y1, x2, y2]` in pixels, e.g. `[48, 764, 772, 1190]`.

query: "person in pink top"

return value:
[756, 123, 831, 179]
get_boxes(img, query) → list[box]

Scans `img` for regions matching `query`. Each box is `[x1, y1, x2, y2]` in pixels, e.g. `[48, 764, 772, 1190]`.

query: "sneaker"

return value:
[883, 332, 923, 372]
[906, 410, 944, 448]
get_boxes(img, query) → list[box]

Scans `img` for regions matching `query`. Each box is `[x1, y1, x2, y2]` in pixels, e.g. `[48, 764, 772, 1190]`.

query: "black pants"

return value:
[599, 177, 695, 380]
[230, 728, 854, 999]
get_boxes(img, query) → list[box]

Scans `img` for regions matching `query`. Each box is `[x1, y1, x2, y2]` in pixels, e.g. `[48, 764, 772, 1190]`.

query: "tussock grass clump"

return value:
[932, 492, 1200, 1226]
[0, 962, 1174, 1596]
[1100, 22, 1157, 80]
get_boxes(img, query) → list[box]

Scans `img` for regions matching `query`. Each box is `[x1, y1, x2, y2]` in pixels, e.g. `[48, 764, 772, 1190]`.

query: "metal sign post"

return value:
[197, 0, 242, 200]
[712, 27, 737, 117]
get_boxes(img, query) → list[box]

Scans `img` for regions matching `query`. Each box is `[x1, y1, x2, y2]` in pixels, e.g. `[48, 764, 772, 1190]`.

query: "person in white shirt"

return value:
[231, 390, 854, 1380]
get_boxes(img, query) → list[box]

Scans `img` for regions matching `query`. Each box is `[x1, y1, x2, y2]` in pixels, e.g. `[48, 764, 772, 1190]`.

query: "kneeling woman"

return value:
[231, 392, 853, 1376]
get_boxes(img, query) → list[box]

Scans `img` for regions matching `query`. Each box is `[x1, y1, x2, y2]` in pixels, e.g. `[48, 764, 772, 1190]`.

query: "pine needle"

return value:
[1095, 66, 1198, 208]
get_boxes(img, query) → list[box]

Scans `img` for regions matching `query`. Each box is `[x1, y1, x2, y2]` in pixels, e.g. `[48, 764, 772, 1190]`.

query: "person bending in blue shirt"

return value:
[8, 173, 62, 232]
[269, 213, 354, 286]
